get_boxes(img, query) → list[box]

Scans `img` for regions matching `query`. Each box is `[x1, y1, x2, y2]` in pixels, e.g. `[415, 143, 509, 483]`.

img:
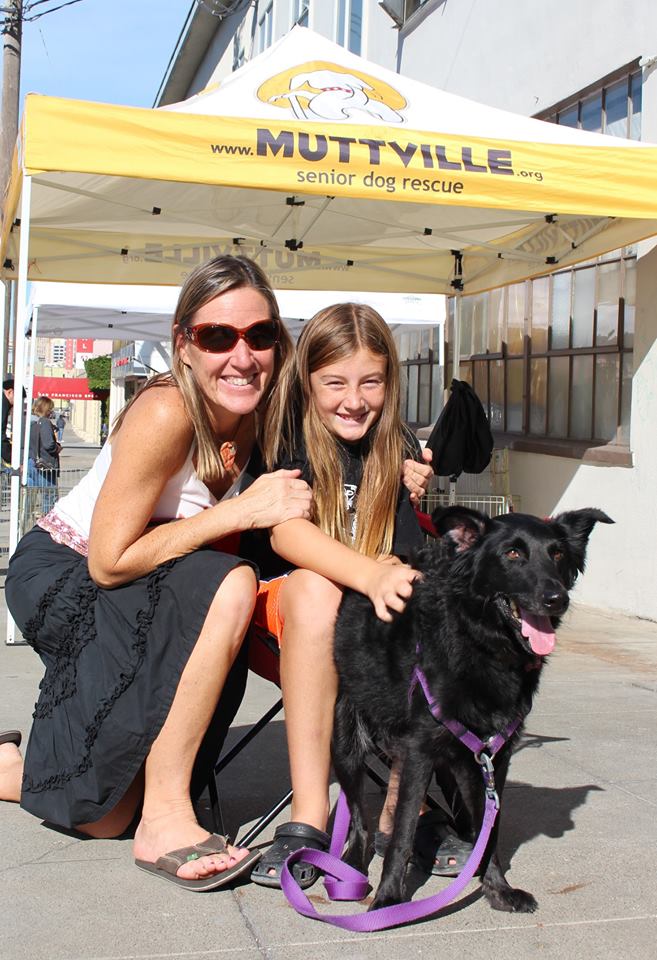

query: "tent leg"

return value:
[453, 292, 462, 382]
[6, 175, 32, 645]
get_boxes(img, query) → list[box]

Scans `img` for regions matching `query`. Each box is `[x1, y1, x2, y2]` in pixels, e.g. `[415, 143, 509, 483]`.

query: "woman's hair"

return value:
[270, 302, 410, 558]
[33, 395, 54, 418]
[111, 255, 294, 483]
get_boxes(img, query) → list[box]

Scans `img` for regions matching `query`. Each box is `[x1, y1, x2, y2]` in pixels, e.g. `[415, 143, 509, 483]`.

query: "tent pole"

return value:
[450, 253, 463, 507]
[451, 249, 463, 382]
[453, 292, 462, 382]
[6, 174, 31, 644]
[21, 305, 37, 473]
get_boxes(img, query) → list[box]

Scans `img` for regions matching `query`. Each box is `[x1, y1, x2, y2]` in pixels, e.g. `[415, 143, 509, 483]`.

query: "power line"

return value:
[1, 0, 88, 26]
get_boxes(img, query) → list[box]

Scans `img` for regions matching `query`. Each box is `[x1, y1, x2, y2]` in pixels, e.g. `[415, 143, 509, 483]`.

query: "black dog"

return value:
[332, 506, 613, 913]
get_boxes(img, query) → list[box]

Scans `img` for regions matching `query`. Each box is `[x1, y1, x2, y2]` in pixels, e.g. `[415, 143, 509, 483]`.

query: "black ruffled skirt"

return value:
[5, 526, 252, 828]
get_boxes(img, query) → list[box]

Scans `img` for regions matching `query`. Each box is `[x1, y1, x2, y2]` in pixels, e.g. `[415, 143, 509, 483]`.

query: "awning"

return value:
[32, 376, 105, 400]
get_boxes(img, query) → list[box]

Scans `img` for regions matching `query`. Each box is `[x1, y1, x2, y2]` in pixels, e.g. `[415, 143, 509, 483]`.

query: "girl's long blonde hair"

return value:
[269, 303, 411, 558]
[111, 255, 294, 484]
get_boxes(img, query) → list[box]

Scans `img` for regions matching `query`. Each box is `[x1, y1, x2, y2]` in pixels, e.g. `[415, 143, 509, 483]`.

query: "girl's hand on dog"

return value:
[236, 469, 313, 529]
[366, 562, 418, 622]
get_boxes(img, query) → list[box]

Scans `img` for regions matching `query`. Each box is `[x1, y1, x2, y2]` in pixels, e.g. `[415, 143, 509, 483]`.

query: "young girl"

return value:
[250, 302, 426, 888]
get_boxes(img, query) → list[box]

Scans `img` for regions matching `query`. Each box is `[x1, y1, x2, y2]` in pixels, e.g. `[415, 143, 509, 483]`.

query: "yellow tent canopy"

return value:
[3, 27, 657, 295]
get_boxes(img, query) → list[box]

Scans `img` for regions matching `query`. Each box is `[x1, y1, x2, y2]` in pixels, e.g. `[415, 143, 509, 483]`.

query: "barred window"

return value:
[445, 251, 635, 450]
[336, 0, 362, 54]
[395, 326, 443, 428]
[232, 32, 246, 71]
[256, 1, 274, 55]
[536, 64, 642, 140]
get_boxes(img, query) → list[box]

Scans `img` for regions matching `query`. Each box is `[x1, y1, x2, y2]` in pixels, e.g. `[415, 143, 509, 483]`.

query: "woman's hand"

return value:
[364, 561, 418, 622]
[235, 469, 313, 529]
[402, 447, 433, 505]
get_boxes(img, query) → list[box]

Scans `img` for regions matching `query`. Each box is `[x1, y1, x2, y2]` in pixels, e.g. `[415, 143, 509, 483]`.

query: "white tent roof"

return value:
[28, 283, 444, 342]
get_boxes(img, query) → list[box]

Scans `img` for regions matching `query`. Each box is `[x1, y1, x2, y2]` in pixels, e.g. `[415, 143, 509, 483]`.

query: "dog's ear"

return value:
[431, 505, 489, 552]
[551, 508, 614, 576]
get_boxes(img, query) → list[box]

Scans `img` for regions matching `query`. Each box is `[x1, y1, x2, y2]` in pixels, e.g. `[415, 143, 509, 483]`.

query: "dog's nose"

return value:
[542, 586, 568, 614]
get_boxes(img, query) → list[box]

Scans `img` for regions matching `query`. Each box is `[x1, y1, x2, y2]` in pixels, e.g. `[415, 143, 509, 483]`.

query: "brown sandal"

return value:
[135, 833, 261, 892]
[0, 730, 22, 748]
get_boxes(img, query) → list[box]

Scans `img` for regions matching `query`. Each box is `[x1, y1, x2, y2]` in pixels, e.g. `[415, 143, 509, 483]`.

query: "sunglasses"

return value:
[183, 319, 280, 353]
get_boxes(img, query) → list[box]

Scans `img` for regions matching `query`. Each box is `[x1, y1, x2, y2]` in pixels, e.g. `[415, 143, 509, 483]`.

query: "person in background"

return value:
[55, 412, 66, 444]
[27, 396, 61, 514]
[1, 376, 15, 469]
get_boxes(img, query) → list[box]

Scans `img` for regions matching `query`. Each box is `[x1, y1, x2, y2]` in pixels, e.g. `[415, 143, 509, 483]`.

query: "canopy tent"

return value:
[3, 26, 657, 638]
[3, 26, 657, 297]
[26, 282, 444, 343]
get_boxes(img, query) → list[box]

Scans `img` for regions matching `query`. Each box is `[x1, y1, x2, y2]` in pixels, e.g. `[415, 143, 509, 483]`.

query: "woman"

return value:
[0, 255, 313, 891]
[27, 395, 61, 514]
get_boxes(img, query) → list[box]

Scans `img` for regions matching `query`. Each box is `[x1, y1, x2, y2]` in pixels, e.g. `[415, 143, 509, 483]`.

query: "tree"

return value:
[84, 353, 110, 443]
[83, 354, 110, 391]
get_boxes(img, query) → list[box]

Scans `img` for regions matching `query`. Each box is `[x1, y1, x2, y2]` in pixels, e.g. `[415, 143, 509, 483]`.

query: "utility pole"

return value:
[1, 1, 22, 376]
[1, 0, 86, 371]
[1, 0, 22, 202]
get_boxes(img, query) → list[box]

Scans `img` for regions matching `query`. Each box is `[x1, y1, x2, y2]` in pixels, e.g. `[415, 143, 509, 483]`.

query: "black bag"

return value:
[425, 379, 494, 478]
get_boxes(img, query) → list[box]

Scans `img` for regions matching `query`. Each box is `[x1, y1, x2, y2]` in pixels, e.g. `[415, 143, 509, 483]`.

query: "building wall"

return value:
[380, 0, 657, 115]
[378, 0, 657, 618]
[161, 0, 657, 618]
[68, 397, 102, 445]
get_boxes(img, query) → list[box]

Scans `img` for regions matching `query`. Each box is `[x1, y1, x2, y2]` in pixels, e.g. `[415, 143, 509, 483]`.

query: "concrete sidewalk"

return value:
[1, 439, 656, 959]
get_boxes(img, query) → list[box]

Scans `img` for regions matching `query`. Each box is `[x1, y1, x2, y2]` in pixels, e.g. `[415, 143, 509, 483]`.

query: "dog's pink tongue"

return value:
[519, 609, 556, 655]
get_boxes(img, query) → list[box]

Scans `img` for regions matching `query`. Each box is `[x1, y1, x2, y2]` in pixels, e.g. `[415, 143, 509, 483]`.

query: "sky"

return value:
[11, 0, 192, 110]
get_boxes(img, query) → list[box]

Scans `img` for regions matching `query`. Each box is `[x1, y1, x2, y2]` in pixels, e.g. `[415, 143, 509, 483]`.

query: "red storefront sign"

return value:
[32, 376, 106, 400]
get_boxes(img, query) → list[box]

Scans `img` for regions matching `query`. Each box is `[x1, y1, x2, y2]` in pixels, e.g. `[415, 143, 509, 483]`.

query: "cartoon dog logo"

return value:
[258, 61, 407, 124]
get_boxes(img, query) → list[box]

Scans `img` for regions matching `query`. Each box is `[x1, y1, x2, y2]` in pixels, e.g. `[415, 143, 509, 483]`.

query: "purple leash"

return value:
[280, 664, 522, 932]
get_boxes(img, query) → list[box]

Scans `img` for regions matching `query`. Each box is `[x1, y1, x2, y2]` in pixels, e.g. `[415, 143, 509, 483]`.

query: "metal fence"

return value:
[0, 468, 88, 554]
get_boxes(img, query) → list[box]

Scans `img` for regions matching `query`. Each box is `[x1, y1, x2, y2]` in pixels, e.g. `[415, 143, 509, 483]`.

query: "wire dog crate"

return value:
[420, 491, 517, 518]
[422, 448, 520, 519]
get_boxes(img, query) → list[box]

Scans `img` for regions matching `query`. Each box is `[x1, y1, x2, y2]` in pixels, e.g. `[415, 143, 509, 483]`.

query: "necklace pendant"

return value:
[220, 440, 237, 471]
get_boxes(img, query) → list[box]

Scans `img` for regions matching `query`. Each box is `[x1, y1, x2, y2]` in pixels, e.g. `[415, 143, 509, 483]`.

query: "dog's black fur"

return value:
[332, 506, 613, 913]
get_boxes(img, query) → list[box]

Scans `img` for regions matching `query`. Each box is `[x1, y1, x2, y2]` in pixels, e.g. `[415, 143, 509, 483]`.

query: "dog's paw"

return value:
[484, 884, 538, 913]
[369, 887, 404, 911]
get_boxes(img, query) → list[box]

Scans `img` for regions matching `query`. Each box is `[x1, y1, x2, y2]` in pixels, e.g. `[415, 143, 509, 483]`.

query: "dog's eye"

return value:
[553, 550, 564, 562]
[505, 548, 522, 560]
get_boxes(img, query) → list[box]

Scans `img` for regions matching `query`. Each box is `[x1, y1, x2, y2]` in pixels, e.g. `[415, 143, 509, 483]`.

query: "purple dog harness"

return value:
[280, 663, 522, 932]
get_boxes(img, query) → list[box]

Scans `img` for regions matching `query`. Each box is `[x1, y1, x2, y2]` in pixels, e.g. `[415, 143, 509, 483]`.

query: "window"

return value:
[336, 0, 362, 54]
[444, 251, 635, 450]
[232, 30, 246, 70]
[537, 65, 642, 140]
[395, 326, 442, 427]
[256, 1, 274, 55]
[292, 0, 309, 27]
